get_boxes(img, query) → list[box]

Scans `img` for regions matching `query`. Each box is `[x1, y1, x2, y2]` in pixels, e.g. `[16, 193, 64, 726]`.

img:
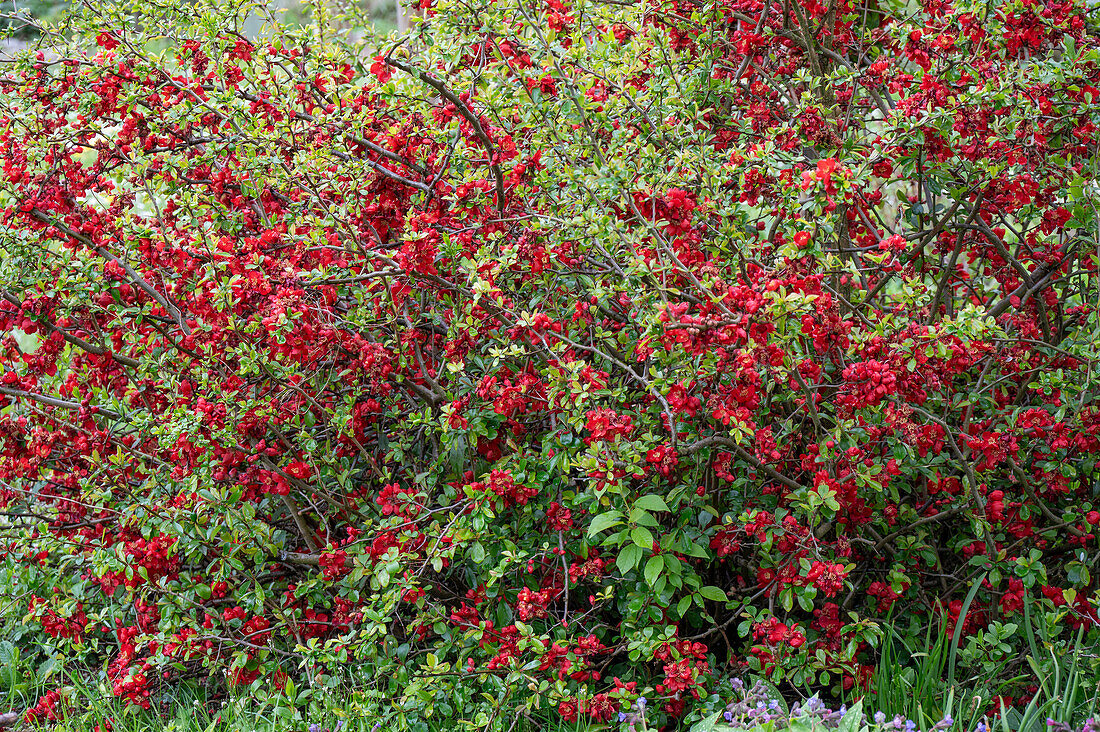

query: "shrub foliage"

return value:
[2, 0, 1100, 725]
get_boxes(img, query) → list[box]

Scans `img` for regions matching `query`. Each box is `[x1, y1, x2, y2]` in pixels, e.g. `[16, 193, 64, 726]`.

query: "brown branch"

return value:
[279, 495, 321, 554]
[873, 505, 965, 550]
[1, 289, 140, 368]
[684, 435, 806, 491]
[0, 386, 126, 422]
[986, 256, 1066, 319]
[28, 209, 191, 335]
[385, 57, 506, 214]
[1007, 457, 1086, 537]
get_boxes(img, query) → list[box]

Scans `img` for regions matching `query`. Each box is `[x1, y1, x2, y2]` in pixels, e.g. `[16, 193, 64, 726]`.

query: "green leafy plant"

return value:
[3, 0, 1100, 726]
[997, 624, 1100, 732]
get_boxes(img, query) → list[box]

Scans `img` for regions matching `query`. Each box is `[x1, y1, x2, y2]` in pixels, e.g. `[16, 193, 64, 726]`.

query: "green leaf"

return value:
[686, 541, 711, 559]
[653, 575, 668, 595]
[1067, 561, 1091, 586]
[284, 675, 297, 700]
[629, 507, 660, 527]
[754, 678, 788, 714]
[688, 711, 727, 732]
[0, 641, 19, 690]
[37, 656, 59, 682]
[839, 698, 863, 732]
[699, 586, 728, 602]
[617, 544, 643, 574]
[644, 555, 665, 586]
[588, 510, 624, 537]
[635, 494, 671, 512]
[631, 526, 655, 549]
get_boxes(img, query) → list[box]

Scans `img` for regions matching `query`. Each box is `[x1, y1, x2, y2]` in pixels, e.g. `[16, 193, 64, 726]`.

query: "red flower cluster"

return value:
[584, 408, 635, 444]
[24, 689, 67, 724]
[318, 550, 349, 580]
[376, 483, 422, 519]
[28, 596, 87, 642]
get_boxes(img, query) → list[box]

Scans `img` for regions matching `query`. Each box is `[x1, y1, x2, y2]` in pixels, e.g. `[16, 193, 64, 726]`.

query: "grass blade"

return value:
[948, 570, 988, 687]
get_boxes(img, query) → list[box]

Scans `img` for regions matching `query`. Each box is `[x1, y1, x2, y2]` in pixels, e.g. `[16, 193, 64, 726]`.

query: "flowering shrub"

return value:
[2, 0, 1100, 726]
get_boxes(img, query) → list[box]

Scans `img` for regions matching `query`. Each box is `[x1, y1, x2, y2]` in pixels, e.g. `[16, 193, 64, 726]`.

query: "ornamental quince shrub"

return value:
[2, 0, 1100, 725]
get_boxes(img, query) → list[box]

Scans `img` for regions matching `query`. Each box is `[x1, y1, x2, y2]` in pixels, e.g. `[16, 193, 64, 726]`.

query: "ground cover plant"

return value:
[2, 0, 1100, 727]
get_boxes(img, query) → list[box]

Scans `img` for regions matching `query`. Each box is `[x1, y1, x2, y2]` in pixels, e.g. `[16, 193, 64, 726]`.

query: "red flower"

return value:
[95, 32, 120, 50]
[526, 75, 558, 96]
[285, 460, 312, 480]
[370, 55, 392, 83]
[319, 550, 349, 580]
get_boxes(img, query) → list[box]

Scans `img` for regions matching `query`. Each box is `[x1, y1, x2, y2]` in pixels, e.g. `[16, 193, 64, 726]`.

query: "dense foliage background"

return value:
[2, 0, 1100, 727]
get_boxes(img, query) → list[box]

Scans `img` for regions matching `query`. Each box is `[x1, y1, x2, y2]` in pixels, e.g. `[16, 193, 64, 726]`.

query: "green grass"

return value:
[869, 593, 1100, 732]
[869, 575, 992, 731]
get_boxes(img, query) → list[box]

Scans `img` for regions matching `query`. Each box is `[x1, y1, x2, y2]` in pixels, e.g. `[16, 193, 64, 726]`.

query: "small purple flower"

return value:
[875, 712, 887, 726]
[731, 678, 745, 692]
[619, 712, 629, 723]
[906, 720, 918, 732]
[637, 696, 647, 709]
[977, 722, 988, 732]
[309, 725, 323, 732]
